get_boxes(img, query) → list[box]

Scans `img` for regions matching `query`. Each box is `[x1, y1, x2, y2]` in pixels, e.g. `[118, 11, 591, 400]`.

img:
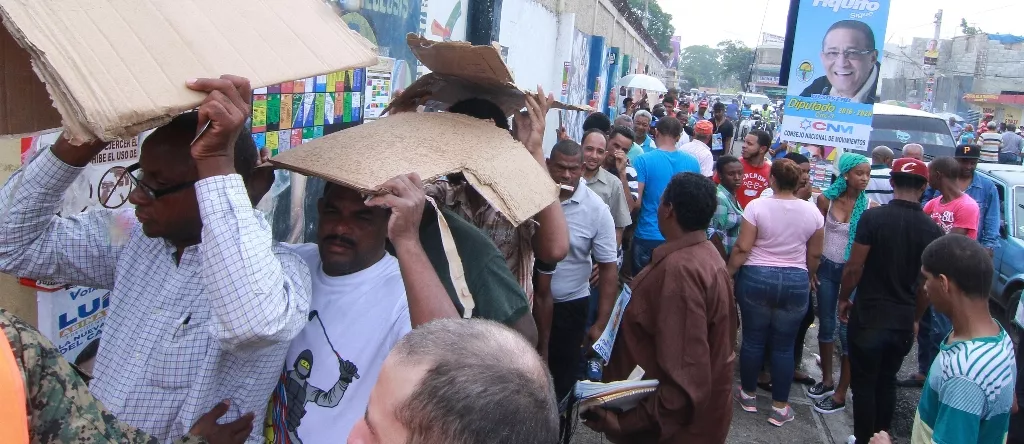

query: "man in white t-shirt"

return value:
[678, 120, 716, 176]
[265, 174, 459, 443]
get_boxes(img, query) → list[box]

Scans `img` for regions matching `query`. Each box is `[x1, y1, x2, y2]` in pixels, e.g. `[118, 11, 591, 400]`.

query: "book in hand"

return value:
[575, 378, 658, 413]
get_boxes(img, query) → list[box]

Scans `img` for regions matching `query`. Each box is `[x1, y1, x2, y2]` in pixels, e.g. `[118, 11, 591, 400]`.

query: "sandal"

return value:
[793, 374, 816, 386]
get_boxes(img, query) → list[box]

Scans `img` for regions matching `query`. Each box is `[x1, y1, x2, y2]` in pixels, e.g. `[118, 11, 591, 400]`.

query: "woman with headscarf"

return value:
[807, 153, 875, 415]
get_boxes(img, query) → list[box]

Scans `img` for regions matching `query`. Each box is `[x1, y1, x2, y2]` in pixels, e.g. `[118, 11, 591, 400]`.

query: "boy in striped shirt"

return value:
[872, 234, 1015, 443]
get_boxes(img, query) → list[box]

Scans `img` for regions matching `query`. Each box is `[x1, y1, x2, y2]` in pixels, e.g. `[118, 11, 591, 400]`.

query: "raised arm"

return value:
[0, 137, 128, 289]
[518, 88, 569, 264]
[187, 76, 311, 351]
[367, 173, 459, 327]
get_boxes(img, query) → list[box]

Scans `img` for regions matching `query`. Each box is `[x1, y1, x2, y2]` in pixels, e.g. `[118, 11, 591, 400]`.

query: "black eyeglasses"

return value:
[118, 163, 197, 201]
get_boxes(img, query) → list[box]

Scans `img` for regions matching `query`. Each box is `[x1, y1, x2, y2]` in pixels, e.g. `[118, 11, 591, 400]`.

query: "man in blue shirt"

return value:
[631, 117, 701, 273]
[633, 110, 656, 154]
[726, 98, 739, 121]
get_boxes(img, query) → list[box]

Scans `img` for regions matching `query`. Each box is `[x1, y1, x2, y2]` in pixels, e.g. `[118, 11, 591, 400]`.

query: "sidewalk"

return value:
[573, 321, 923, 443]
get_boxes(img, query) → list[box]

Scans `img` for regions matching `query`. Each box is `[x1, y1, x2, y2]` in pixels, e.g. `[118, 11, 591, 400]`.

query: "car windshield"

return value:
[746, 96, 771, 106]
[1015, 186, 1024, 239]
[868, 114, 956, 159]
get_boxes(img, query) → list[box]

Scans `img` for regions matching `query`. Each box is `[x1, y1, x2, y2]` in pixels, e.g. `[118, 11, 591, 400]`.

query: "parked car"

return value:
[975, 164, 1024, 337]
[857, 104, 956, 160]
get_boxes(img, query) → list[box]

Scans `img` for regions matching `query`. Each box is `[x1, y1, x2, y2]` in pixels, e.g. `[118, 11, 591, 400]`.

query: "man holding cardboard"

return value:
[0, 76, 312, 443]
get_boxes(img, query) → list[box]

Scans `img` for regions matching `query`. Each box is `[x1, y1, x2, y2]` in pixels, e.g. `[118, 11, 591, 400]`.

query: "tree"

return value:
[960, 18, 982, 36]
[625, 0, 675, 54]
[678, 45, 721, 88]
[717, 40, 755, 87]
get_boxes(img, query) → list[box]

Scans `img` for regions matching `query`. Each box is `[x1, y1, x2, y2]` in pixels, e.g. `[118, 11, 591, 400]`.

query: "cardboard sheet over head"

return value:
[384, 34, 594, 117]
[268, 111, 558, 227]
[0, 0, 378, 142]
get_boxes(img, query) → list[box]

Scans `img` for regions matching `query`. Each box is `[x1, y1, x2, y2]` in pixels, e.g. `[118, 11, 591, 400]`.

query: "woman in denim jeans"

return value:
[808, 153, 873, 414]
[728, 159, 825, 427]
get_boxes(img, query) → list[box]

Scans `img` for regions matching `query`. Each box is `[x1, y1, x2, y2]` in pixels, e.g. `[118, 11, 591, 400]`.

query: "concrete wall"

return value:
[0, 138, 39, 325]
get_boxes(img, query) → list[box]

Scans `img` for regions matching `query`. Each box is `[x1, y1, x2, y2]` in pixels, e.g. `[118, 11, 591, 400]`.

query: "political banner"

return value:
[37, 286, 109, 365]
[780, 0, 890, 153]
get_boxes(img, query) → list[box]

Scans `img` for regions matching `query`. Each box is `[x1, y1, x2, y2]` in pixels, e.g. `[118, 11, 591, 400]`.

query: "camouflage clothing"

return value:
[0, 309, 206, 444]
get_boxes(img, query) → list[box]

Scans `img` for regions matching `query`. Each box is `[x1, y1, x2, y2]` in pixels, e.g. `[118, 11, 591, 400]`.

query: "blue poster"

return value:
[587, 36, 607, 112]
[780, 0, 890, 153]
[606, 47, 621, 117]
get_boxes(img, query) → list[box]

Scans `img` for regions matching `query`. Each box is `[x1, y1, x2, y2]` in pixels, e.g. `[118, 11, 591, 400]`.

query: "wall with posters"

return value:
[498, 0, 561, 153]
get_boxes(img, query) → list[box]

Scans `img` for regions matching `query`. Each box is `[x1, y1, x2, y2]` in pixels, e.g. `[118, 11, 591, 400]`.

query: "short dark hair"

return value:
[582, 112, 612, 133]
[712, 102, 726, 112]
[783, 152, 809, 164]
[449, 98, 510, 130]
[581, 128, 608, 146]
[715, 155, 741, 177]
[662, 173, 717, 232]
[823, 20, 876, 50]
[609, 125, 635, 142]
[146, 111, 258, 180]
[655, 116, 682, 139]
[750, 129, 772, 150]
[623, 97, 634, 107]
[550, 139, 584, 162]
[891, 174, 928, 191]
[393, 319, 558, 444]
[922, 234, 994, 299]
[930, 156, 959, 179]
[771, 158, 802, 191]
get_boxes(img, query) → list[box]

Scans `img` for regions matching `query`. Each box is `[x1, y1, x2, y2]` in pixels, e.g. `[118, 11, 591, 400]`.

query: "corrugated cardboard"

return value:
[385, 34, 594, 117]
[268, 111, 558, 227]
[0, 0, 377, 142]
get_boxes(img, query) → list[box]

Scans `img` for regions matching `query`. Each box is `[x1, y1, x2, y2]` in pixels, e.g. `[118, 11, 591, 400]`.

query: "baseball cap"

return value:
[699, 99, 708, 107]
[954, 143, 981, 159]
[890, 158, 928, 180]
[694, 120, 714, 136]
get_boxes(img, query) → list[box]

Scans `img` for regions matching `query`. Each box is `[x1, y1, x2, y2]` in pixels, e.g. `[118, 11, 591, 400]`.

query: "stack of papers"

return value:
[575, 379, 659, 413]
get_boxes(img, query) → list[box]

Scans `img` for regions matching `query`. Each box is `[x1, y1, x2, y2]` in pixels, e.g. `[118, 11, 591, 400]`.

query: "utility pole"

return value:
[642, 0, 650, 28]
[923, 9, 942, 112]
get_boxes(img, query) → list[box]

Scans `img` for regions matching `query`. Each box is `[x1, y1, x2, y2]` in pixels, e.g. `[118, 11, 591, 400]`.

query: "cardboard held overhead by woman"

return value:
[0, 0, 377, 142]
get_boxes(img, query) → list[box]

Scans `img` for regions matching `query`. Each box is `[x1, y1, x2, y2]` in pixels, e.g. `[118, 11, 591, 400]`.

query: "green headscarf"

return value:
[822, 153, 869, 260]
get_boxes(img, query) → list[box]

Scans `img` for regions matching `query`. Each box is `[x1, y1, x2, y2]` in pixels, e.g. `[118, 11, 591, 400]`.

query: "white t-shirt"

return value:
[264, 244, 411, 443]
[677, 140, 715, 176]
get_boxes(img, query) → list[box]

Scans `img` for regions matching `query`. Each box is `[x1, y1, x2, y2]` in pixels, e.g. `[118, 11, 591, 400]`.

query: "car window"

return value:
[869, 114, 956, 159]
[1015, 186, 1024, 239]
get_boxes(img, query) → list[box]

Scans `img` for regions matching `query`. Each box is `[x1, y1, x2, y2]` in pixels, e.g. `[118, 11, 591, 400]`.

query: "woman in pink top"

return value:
[924, 157, 980, 239]
[728, 159, 825, 427]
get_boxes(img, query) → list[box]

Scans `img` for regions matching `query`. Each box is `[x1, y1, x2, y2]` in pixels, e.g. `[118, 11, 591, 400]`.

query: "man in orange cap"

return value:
[677, 120, 715, 176]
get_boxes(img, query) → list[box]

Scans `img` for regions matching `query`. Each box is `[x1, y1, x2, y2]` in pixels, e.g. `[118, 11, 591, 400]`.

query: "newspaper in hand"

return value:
[591, 285, 632, 365]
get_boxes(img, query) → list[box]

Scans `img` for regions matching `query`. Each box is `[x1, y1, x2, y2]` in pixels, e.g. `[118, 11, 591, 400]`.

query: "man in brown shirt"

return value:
[583, 172, 736, 443]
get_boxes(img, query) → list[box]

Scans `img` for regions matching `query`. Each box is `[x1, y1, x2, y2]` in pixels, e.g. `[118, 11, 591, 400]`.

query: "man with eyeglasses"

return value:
[0, 75, 312, 443]
[800, 20, 880, 104]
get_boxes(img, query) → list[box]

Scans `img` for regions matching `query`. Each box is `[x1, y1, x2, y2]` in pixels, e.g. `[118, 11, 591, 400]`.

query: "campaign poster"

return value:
[781, 0, 890, 153]
[37, 286, 109, 364]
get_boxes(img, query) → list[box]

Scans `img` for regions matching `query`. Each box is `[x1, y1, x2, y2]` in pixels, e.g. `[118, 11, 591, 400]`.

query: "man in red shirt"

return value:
[736, 130, 773, 208]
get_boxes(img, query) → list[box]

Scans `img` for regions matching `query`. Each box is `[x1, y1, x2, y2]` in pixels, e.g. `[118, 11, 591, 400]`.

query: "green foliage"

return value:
[959, 18, 982, 36]
[676, 40, 754, 89]
[717, 40, 755, 86]
[625, 0, 675, 54]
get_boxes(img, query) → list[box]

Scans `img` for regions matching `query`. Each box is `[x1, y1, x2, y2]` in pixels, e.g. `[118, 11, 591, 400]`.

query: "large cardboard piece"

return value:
[268, 111, 558, 226]
[385, 34, 593, 117]
[0, 0, 377, 141]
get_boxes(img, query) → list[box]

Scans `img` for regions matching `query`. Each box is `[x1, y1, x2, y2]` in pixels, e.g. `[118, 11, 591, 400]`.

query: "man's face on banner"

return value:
[821, 27, 877, 98]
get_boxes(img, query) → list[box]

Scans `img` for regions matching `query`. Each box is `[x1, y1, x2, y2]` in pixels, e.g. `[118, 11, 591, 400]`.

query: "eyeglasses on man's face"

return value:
[822, 49, 875, 61]
[117, 163, 197, 201]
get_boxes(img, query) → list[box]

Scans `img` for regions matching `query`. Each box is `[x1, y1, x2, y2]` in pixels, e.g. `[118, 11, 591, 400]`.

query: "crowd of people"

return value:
[0, 74, 1021, 444]
[950, 115, 1024, 165]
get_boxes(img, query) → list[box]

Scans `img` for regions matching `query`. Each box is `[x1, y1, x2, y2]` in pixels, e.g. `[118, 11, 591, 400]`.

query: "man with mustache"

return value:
[800, 20, 880, 104]
[534, 140, 617, 434]
[265, 173, 460, 443]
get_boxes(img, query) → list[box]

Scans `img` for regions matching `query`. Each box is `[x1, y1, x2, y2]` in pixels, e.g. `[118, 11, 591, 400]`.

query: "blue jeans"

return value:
[738, 265, 810, 402]
[999, 152, 1020, 165]
[931, 309, 953, 350]
[916, 305, 934, 375]
[632, 238, 664, 275]
[816, 257, 845, 344]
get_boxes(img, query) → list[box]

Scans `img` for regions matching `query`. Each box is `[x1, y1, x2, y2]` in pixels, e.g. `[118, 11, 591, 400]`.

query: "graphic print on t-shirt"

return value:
[265, 311, 361, 444]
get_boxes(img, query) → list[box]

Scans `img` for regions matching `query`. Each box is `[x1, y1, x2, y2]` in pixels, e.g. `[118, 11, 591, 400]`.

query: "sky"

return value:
[662, 0, 1021, 49]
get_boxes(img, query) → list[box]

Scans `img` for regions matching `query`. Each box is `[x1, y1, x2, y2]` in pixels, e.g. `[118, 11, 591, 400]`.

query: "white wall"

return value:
[499, 0, 560, 155]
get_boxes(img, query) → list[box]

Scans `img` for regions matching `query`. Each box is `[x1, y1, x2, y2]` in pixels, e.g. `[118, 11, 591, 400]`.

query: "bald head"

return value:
[374, 319, 557, 444]
[871, 145, 894, 167]
[902, 143, 924, 161]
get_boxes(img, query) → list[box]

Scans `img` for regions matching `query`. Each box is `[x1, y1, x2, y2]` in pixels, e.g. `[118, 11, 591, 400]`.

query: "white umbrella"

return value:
[616, 74, 668, 93]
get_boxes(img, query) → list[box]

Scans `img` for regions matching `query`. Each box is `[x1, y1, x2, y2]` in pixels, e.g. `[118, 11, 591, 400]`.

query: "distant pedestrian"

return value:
[1000, 123, 1023, 164]
[979, 121, 1001, 163]
[901, 143, 924, 161]
[865, 146, 894, 205]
